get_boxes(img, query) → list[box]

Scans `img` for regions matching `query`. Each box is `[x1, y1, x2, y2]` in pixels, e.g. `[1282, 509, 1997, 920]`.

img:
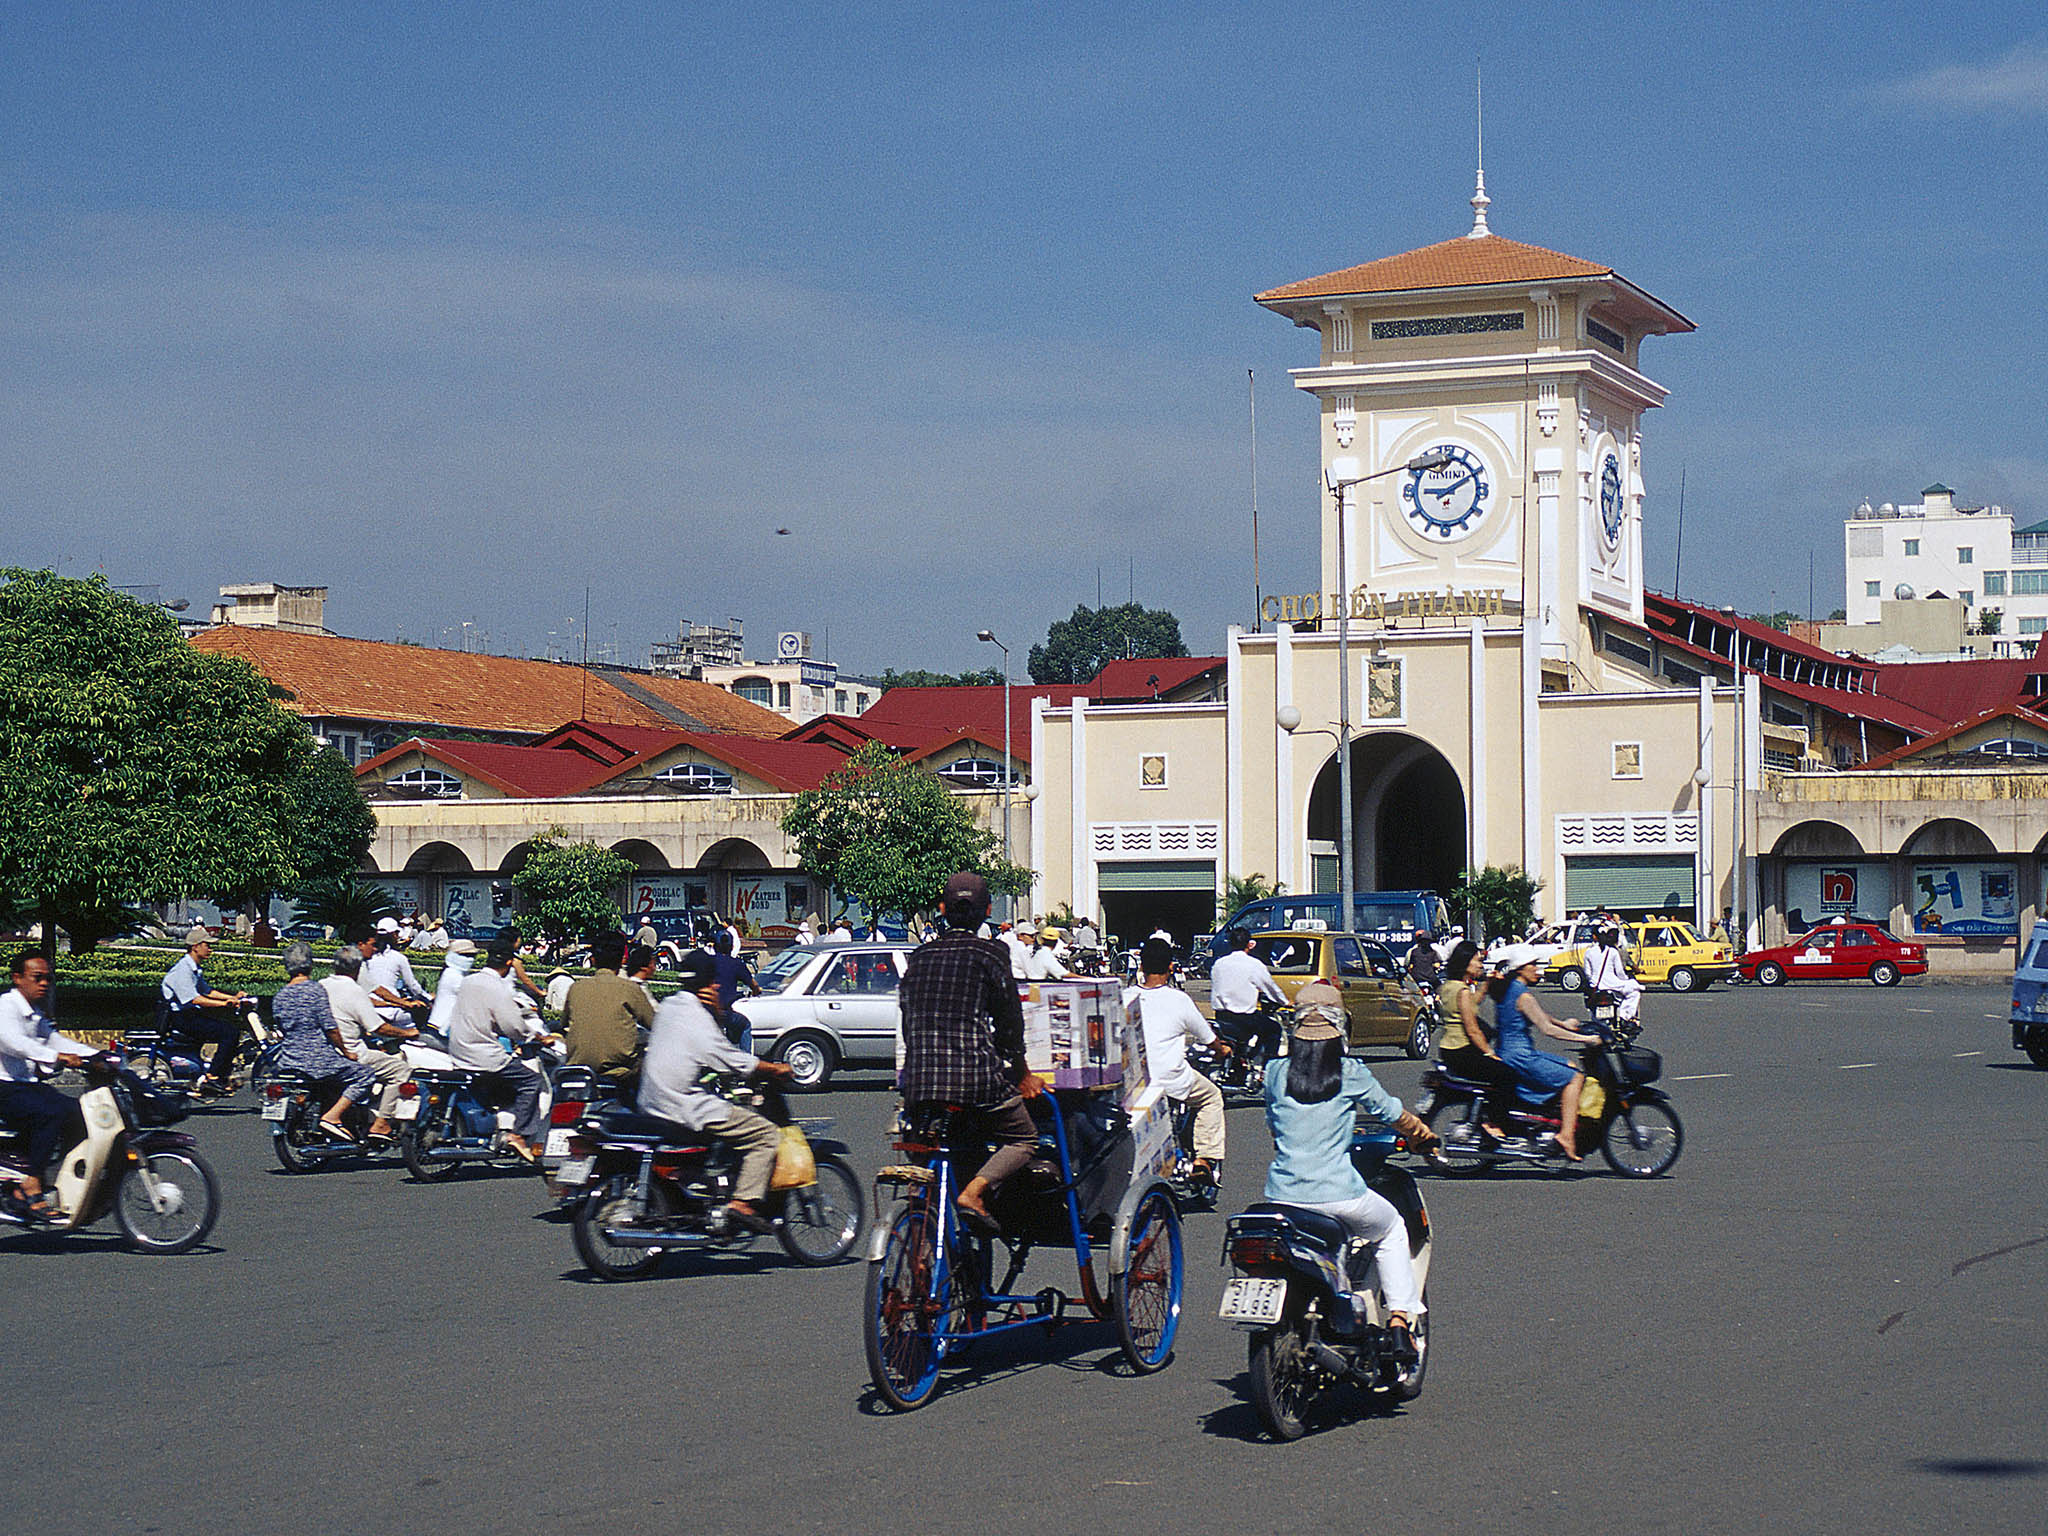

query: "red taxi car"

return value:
[1737, 921, 1928, 987]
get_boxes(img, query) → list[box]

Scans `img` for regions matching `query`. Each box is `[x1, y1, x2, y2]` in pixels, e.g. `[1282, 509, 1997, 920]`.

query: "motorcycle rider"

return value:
[635, 949, 793, 1233]
[898, 872, 1046, 1237]
[1489, 945, 1602, 1161]
[1584, 925, 1642, 1025]
[1127, 936, 1227, 1183]
[446, 932, 559, 1165]
[1263, 979, 1437, 1355]
[321, 946, 415, 1143]
[0, 951, 90, 1212]
[562, 930, 654, 1086]
[160, 926, 254, 1096]
[1434, 940, 1513, 1141]
[1209, 929, 1287, 1069]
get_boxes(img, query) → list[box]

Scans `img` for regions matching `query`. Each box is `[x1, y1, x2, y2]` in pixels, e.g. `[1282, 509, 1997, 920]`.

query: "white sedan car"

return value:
[732, 942, 915, 1090]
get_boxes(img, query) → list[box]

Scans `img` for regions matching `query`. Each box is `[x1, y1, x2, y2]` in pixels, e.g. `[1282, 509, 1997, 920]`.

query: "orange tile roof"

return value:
[190, 626, 789, 739]
[1256, 234, 1613, 303]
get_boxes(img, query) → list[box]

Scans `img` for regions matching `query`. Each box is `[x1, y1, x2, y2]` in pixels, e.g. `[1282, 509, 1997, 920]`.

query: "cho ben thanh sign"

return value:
[1261, 586, 1518, 626]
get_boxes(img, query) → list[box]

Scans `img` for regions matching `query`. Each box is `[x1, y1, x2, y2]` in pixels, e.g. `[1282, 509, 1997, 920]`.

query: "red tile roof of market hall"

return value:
[190, 626, 790, 739]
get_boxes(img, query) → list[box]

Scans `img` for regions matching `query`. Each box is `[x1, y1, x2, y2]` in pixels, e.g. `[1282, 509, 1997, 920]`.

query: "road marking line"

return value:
[1954, 1051, 1984, 1058]
[1673, 1072, 1732, 1081]
[1840, 1062, 1877, 1070]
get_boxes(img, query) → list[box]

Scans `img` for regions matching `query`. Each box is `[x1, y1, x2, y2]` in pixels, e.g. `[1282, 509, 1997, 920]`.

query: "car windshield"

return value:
[750, 947, 817, 995]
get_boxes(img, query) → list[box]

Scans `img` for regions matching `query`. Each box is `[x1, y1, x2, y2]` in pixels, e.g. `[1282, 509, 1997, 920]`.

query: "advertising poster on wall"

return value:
[442, 878, 514, 937]
[1910, 862, 2018, 937]
[1783, 862, 1889, 931]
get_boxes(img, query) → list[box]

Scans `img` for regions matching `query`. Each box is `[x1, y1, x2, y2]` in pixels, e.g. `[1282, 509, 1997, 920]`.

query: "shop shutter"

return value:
[1563, 855, 1695, 911]
[1095, 859, 1217, 892]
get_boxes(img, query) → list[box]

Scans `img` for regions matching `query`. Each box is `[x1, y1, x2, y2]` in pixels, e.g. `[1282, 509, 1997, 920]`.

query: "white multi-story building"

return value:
[1842, 485, 2048, 655]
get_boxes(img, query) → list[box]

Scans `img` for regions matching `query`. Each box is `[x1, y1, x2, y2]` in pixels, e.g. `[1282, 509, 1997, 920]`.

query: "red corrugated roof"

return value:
[190, 626, 790, 739]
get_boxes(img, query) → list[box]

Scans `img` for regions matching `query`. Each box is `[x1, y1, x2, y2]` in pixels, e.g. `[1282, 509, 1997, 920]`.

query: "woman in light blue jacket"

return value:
[1263, 981, 1438, 1350]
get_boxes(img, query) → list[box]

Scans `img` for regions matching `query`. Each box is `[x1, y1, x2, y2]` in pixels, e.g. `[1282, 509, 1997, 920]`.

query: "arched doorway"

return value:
[1307, 733, 1466, 899]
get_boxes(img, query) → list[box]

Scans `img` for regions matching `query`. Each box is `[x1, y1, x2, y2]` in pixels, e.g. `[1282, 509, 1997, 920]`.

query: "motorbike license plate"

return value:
[557, 1156, 595, 1188]
[261, 1098, 289, 1122]
[543, 1129, 572, 1160]
[393, 1097, 420, 1121]
[1218, 1276, 1288, 1325]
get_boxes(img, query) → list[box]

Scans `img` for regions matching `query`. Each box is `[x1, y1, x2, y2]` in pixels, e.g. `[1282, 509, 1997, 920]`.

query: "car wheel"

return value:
[1667, 966, 1697, 994]
[1555, 966, 1586, 993]
[774, 1031, 838, 1090]
[1756, 961, 1787, 987]
[1869, 960, 1900, 987]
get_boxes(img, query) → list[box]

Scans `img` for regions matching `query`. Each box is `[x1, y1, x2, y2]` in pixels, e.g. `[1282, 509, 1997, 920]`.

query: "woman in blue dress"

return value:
[1488, 945, 1602, 1160]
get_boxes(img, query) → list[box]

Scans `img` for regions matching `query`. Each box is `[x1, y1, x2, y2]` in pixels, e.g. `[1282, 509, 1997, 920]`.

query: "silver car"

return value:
[733, 943, 913, 1090]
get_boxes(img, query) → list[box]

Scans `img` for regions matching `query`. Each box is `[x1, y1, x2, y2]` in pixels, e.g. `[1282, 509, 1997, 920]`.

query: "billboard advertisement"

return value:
[1782, 861, 1889, 931]
[1910, 862, 2018, 937]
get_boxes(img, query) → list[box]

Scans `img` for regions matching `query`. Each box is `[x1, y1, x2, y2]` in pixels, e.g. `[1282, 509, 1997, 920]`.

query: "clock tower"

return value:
[1255, 194, 1692, 658]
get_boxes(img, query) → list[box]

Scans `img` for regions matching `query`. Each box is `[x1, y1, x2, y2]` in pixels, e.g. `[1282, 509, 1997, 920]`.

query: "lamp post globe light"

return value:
[1320, 448, 1455, 935]
[977, 629, 1014, 920]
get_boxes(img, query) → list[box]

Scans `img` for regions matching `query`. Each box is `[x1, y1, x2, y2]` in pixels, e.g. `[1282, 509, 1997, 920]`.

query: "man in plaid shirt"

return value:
[899, 872, 1046, 1234]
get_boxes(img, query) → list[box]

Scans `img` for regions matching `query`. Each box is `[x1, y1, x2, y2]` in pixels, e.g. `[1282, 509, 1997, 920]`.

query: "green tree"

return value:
[1219, 872, 1284, 923]
[509, 828, 634, 948]
[1448, 865, 1544, 944]
[287, 747, 378, 896]
[876, 666, 1004, 689]
[0, 570, 313, 954]
[1027, 603, 1188, 685]
[782, 741, 1029, 921]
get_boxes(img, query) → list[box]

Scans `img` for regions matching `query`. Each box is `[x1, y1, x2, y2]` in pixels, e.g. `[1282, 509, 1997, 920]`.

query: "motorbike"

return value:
[1218, 1126, 1432, 1440]
[559, 1079, 866, 1279]
[395, 1037, 565, 1181]
[1417, 1008, 1683, 1178]
[0, 1054, 221, 1254]
[124, 1001, 273, 1097]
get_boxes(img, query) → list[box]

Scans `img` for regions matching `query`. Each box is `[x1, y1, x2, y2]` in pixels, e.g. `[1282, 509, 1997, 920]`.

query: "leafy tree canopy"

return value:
[1448, 865, 1544, 944]
[510, 829, 634, 946]
[0, 570, 320, 952]
[1027, 603, 1187, 685]
[781, 741, 1029, 920]
[875, 667, 1003, 690]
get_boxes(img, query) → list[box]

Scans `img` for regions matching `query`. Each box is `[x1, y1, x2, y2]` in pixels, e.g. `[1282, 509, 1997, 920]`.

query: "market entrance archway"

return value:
[1307, 733, 1466, 901]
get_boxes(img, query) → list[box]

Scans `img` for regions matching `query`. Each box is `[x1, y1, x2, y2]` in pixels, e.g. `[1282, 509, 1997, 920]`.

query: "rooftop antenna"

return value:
[1467, 62, 1490, 238]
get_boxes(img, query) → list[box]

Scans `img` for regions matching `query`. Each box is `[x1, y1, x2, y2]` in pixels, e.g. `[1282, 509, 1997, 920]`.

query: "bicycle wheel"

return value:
[776, 1156, 866, 1266]
[114, 1150, 220, 1255]
[1600, 1100, 1683, 1178]
[864, 1203, 948, 1411]
[1113, 1188, 1182, 1373]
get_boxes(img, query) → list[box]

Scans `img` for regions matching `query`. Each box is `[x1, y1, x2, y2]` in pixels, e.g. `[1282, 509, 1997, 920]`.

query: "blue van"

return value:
[2012, 924, 2048, 1068]
[1210, 890, 1450, 959]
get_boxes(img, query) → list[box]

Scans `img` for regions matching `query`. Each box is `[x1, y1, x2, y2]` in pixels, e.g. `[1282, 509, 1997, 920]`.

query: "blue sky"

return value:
[6, 3, 2047, 670]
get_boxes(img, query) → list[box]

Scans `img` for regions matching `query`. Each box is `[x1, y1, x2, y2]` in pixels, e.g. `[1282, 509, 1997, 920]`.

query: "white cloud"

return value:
[1892, 39, 2048, 114]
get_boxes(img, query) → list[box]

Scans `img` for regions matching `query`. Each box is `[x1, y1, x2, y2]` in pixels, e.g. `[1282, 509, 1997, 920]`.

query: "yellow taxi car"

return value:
[1243, 930, 1434, 1058]
[1546, 918, 1733, 994]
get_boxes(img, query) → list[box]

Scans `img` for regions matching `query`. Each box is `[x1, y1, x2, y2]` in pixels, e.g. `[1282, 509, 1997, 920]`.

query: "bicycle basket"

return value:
[1616, 1046, 1662, 1085]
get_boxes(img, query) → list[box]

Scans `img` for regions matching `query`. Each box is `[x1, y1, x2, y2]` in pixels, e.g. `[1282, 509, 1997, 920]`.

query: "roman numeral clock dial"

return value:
[1400, 442, 1493, 541]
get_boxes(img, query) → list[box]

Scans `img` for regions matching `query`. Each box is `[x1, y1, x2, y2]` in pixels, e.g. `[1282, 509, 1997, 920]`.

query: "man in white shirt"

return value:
[1208, 929, 1288, 1063]
[637, 952, 793, 1232]
[0, 951, 90, 1207]
[321, 947, 415, 1142]
[363, 918, 432, 1028]
[1124, 937, 1227, 1179]
[447, 935, 556, 1162]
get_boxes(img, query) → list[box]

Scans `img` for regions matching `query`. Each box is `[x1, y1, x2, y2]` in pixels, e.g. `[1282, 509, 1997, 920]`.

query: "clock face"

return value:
[1400, 442, 1493, 541]
[1599, 453, 1624, 546]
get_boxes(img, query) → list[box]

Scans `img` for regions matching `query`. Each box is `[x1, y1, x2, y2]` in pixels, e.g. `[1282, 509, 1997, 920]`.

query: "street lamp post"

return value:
[1322, 449, 1455, 932]
[977, 629, 1013, 920]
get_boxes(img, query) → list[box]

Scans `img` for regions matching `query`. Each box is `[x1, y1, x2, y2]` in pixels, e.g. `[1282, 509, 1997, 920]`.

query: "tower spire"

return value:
[1467, 62, 1490, 238]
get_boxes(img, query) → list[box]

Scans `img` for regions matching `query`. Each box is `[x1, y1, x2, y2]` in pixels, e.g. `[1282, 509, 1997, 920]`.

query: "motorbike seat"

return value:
[1243, 1200, 1350, 1254]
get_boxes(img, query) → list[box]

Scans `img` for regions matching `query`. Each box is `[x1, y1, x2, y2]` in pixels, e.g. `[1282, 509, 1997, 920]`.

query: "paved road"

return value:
[5, 984, 2044, 1534]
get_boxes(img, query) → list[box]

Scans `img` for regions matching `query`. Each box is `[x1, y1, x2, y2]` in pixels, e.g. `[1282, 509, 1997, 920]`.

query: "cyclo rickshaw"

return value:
[862, 979, 1185, 1411]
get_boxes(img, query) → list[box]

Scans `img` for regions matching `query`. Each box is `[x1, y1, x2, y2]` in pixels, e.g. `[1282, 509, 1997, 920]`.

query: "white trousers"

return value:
[1290, 1190, 1423, 1317]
